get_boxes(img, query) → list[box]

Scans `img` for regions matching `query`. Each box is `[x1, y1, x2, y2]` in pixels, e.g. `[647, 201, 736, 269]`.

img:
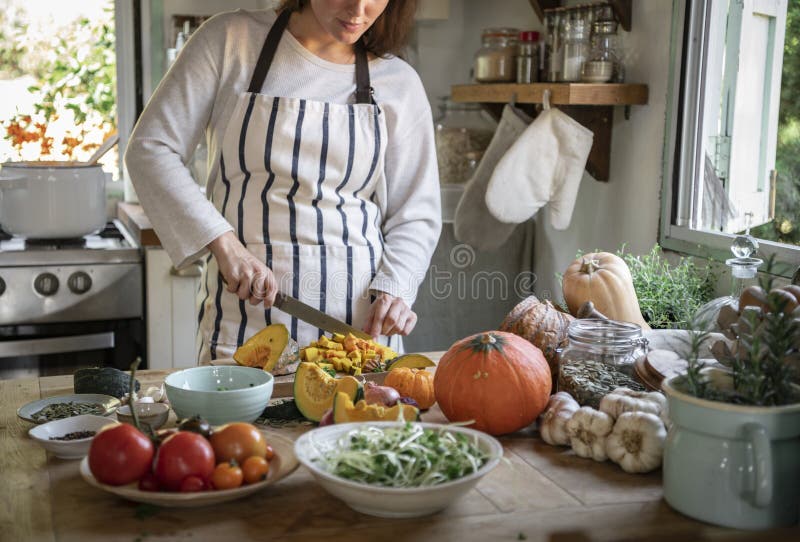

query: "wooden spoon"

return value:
[86, 130, 119, 165]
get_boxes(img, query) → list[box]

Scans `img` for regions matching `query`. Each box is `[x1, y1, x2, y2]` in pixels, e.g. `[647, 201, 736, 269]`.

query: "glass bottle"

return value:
[695, 232, 763, 331]
[434, 99, 497, 185]
[582, 20, 623, 83]
[474, 28, 519, 83]
[516, 31, 540, 83]
[561, 13, 590, 82]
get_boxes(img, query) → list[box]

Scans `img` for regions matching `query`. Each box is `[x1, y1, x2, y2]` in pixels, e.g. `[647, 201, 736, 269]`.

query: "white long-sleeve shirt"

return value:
[125, 9, 441, 307]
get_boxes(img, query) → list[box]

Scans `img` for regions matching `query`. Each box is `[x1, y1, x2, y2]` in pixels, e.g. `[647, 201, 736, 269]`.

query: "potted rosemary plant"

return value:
[661, 290, 800, 529]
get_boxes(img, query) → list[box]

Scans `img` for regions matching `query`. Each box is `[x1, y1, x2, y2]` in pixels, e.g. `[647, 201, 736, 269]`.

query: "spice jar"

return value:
[516, 31, 539, 83]
[561, 14, 590, 82]
[557, 319, 648, 407]
[434, 99, 497, 185]
[474, 28, 519, 83]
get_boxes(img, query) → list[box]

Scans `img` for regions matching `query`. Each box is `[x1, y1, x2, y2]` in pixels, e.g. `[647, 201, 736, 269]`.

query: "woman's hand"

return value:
[363, 292, 417, 338]
[207, 232, 277, 306]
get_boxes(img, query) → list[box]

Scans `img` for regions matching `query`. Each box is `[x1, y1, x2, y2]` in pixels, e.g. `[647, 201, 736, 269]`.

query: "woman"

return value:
[125, 0, 441, 363]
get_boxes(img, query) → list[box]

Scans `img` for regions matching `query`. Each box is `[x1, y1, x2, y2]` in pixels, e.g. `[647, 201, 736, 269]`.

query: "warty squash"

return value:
[562, 252, 650, 329]
[499, 295, 574, 377]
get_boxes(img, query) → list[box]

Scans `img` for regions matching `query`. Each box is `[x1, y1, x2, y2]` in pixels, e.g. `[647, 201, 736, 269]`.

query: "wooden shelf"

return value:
[451, 83, 648, 106]
[450, 83, 649, 182]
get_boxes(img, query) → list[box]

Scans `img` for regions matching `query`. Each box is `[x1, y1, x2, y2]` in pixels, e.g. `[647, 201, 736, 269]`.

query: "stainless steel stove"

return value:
[0, 220, 145, 379]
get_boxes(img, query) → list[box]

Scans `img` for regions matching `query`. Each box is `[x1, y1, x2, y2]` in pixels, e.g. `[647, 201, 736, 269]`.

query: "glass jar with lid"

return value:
[582, 20, 624, 83]
[561, 14, 590, 82]
[434, 98, 497, 185]
[474, 28, 519, 83]
[557, 319, 649, 406]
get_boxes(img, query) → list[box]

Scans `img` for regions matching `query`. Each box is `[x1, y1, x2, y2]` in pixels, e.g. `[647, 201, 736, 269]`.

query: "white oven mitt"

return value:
[454, 105, 532, 251]
[485, 92, 593, 230]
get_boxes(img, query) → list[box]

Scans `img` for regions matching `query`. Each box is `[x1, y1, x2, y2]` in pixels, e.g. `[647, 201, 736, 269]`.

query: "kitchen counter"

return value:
[1, 357, 790, 542]
[117, 202, 161, 247]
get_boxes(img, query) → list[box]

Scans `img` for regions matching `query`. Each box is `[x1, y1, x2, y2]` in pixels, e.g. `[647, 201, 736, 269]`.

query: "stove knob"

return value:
[0, 277, 4, 297]
[68, 271, 92, 295]
[34, 273, 59, 296]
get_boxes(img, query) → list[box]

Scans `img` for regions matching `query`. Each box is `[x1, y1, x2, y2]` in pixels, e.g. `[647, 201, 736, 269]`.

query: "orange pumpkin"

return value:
[434, 331, 551, 436]
[384, 367, 436, 410]
[561, 252, 650, 329]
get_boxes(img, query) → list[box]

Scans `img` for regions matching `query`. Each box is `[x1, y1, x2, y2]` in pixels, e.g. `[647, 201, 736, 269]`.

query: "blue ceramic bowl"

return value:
[164, 366, 273, 425]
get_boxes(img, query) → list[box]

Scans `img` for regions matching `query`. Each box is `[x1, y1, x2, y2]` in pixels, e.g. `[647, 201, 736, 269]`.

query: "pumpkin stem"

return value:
[580, 257, 601, 275]
[480, 334, 496, 345]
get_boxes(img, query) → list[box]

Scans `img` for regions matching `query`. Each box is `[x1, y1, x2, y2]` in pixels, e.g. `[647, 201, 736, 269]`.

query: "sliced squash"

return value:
[385, 353, 436, 371]
[233, 324, 300, 376]
[332, 392, 420, 424]
[293, 362, 362, 422]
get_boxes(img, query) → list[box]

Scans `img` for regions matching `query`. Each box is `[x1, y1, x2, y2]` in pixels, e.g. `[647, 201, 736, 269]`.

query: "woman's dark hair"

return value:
[277, 1, 418, 58]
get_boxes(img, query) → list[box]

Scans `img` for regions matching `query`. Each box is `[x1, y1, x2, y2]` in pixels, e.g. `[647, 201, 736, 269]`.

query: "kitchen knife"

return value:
[273, 292, 373, 341]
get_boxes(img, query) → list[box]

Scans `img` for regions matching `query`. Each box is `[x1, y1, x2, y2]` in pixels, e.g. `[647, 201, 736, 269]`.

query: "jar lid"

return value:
[592, 20, 618, 35]
[482, 27, 520, 38]
[519, 31, 540, 42]
[567, 318, 644, 348]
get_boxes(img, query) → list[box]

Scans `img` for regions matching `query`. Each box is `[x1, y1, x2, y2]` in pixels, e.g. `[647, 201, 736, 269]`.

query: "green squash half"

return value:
[293, 362, 362, 422]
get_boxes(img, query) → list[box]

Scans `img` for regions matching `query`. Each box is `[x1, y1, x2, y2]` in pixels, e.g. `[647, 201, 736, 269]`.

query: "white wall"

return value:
[411, 0, 671, 303]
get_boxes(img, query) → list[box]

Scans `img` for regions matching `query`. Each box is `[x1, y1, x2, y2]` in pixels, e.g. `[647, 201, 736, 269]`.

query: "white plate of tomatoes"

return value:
[80, 423, 298, 508]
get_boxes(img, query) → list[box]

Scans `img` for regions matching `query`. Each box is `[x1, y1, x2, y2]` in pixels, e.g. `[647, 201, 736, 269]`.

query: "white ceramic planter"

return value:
[662, 372, 800, 529]
[0, 161, 107, 238]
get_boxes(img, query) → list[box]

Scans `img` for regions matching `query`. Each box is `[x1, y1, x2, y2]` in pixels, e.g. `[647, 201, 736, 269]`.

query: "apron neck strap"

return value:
[248, 9, 374, 105]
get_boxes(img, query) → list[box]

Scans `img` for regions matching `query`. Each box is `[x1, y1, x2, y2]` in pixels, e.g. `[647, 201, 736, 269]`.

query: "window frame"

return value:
[660, 0, 798, 278]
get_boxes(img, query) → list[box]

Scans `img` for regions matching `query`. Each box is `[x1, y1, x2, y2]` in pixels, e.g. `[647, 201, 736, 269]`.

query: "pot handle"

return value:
[744, 422, 772, 508]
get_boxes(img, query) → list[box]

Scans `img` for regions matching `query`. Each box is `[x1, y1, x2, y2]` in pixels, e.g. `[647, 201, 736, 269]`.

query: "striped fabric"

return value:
[198, 94, 390, 362]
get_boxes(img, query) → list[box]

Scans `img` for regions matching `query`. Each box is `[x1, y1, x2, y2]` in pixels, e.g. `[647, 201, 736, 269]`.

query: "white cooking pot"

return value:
[0, 161, 107, 239]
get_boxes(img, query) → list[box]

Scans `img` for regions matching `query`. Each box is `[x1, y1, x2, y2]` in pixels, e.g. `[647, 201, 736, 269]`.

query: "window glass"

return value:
[0, 0, 117, 175]
[666, 0, 798, 271]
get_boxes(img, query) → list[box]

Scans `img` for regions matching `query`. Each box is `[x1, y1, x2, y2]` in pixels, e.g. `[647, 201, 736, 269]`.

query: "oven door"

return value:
[0, 319, 145, 380]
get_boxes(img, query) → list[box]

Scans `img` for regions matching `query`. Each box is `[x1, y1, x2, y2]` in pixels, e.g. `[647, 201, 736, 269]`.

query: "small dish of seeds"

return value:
[28, 414, 119, 459]
[17, 393, 120, 424]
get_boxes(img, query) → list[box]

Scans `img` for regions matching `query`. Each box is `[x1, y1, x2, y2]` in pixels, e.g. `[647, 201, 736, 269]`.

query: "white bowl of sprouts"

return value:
[294, 421, 504, 518]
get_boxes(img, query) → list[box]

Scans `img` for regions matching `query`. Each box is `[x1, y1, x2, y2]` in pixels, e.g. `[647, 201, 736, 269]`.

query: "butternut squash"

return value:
[562, 252, 650, 329]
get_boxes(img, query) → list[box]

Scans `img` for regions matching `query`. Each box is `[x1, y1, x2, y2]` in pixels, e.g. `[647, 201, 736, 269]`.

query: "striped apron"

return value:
[197, 10, 393, 362]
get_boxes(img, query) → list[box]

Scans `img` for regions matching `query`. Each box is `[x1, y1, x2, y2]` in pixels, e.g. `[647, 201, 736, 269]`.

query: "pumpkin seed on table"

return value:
[32, 401, 105, 423]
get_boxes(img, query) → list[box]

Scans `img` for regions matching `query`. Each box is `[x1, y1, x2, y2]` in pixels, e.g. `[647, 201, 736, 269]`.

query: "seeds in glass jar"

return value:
[558, 358, 645, 408]
[435, 128, 493, 185]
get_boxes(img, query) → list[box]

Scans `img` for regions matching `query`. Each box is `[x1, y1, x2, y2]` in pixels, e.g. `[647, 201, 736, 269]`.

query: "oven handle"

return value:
[0, 332, 115, 358]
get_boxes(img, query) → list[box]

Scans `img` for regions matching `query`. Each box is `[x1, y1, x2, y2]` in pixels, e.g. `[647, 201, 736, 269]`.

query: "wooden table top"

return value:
[0, 357, 791, 542]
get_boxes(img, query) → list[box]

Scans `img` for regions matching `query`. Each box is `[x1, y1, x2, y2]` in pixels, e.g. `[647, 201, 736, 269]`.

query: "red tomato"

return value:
[211, 461, 244, 490]
[179, 475, 208, 492]
[89, 424, 154, 486]
[241, 456, 269, 484]
[209, 423, 267, 463]
[153, 431, 215, 491]
[264, 444, 275, 461]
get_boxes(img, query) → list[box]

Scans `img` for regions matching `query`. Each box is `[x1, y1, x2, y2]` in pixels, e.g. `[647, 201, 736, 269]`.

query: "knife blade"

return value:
[273, 292, 373, 340]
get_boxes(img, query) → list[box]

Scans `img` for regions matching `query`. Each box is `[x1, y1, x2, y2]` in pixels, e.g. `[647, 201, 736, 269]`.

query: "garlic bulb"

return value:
[599, 387, 666, 420]
[605, 411, 667, 473]
[566, 406, 614, 461]
[539, 392, 580, 446]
